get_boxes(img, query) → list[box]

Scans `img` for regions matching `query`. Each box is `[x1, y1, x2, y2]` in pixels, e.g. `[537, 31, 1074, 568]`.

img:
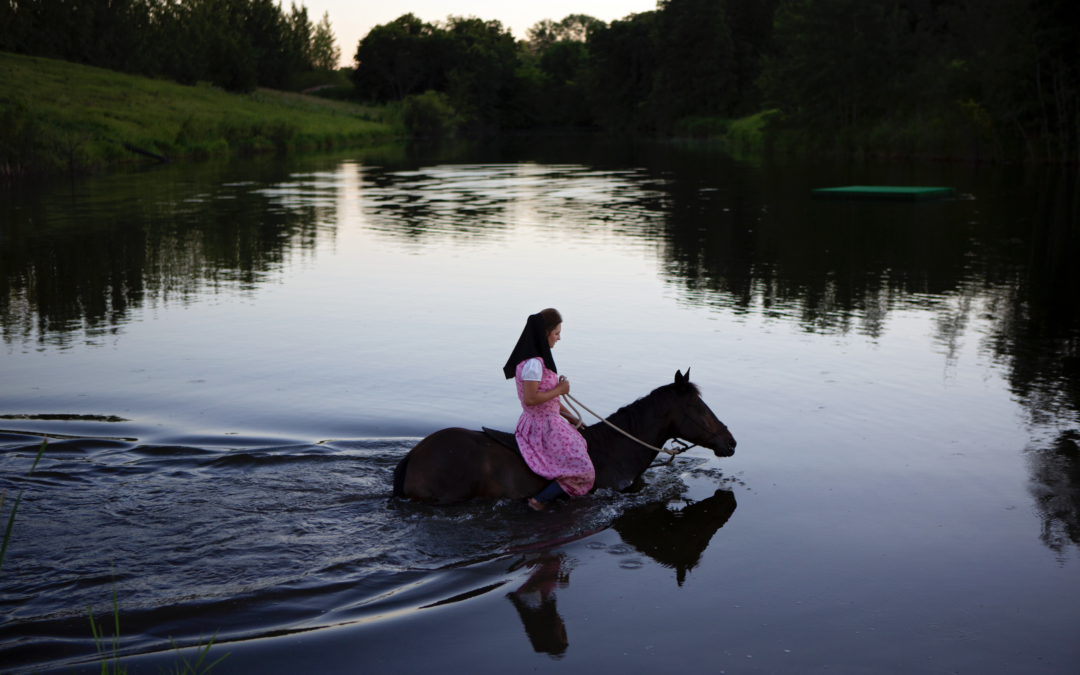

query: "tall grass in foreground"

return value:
[88, 575, 126, 675]
[0, 437, 46, 571]
[161, 635, 229, 675]
[88, 575, 229, 675]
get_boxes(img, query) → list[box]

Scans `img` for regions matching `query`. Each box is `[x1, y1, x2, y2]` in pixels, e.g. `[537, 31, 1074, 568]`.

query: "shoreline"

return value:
[4, 51, 1074, 183]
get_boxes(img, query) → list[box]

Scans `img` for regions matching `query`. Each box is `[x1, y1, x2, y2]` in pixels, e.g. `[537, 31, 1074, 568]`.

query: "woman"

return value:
[503, 309, 595, 510]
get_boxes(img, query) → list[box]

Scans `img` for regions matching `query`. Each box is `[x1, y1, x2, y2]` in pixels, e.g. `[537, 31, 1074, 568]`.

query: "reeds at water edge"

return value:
[0, 436, 46, 571]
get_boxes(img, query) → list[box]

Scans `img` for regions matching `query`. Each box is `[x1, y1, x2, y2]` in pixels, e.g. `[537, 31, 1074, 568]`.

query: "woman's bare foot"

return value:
[527, 497, 545, 511]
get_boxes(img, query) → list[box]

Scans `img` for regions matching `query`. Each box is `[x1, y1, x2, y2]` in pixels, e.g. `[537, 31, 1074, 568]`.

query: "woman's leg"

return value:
[527, 481, 567, 511]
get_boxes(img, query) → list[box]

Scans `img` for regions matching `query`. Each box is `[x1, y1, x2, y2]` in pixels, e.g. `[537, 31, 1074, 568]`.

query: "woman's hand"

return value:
[553, 379, 570, 396]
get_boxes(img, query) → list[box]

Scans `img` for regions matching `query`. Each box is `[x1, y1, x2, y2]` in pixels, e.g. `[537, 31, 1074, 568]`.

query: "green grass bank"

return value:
[1, 52, 402, 177]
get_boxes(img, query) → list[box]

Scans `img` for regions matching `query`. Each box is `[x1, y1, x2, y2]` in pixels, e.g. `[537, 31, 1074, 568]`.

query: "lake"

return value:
[1, 136, 1078, 674]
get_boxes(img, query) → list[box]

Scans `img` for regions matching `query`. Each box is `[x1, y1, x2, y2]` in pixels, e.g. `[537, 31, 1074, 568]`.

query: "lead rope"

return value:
[558, 378, 693, 462]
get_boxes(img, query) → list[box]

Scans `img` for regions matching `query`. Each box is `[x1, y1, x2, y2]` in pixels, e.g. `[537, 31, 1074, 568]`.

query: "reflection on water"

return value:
[3, 145, 1076, 432]
[507, 554, 571, 657]
[0, 161, 332, 347]
[2, 144, 1078, 552]
[0, 424, 715, 672]
[1027, 430, 1080, 555]
[611, 489, 737, 585]
[656, 157, 1080, 428]
[2, 138, 1080, 673]
[505, 489, 737, 657]
[360, 164, 666, 242]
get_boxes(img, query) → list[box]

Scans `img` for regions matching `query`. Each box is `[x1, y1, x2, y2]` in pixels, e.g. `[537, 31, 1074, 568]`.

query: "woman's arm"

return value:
[522, 378, 569, 407]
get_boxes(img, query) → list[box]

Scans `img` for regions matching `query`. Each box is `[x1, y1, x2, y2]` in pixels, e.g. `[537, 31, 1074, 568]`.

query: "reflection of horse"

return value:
[612, 489, 737, 585]
[392, 370, 736, 503]
[506, 554, 571, 656]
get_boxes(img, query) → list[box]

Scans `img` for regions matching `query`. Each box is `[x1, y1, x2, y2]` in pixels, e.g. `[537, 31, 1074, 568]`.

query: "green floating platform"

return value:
[811, 185, 956, 201]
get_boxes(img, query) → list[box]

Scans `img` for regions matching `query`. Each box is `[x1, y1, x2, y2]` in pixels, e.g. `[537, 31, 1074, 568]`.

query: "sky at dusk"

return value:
[298, 1, 658, 67]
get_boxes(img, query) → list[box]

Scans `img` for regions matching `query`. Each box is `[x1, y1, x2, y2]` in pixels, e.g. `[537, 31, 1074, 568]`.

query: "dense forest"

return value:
[352, 0, 1078, 162]
[0, 0, 340, 91]
[2, 0, 1078, 162]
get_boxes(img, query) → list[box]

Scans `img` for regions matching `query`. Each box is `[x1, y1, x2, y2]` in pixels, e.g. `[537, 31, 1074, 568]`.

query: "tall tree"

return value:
[946, 0, 1079, 162]
[759, 0, 914, 129]
[352, 14, 447, 100]
[724, 0, 782, 114]
[311, 11, 341, 71]
[652, 0, 738, 125]
[441, 16, 519, 129]
[351, 14, 519, 129]
[286, 2, 314, 73]
[516, 15, 605, 126]
[586, 12, 660, 130]
[526, 14, 604, 53]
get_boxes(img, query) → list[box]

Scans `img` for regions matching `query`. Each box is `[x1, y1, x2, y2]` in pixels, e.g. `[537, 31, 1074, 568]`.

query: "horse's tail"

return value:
[391, 452, 410, 498]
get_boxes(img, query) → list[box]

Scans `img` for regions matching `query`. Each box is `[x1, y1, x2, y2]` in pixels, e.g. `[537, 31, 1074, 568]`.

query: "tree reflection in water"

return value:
[0, 161, 329, 347]
[653, 155, 1080, 553]
[1026, 430, 1080, 555]
[2, 142, 1077, 554]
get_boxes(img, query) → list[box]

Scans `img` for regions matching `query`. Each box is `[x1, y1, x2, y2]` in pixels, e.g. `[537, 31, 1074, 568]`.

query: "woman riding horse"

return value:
[503, 309, 594, 511]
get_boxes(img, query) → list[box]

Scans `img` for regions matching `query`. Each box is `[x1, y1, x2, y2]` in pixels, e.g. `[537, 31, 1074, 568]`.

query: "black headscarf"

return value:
[503, 313, 557, 379]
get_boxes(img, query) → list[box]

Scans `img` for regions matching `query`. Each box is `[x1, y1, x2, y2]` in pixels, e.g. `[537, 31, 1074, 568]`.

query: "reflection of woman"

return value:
[507, 554, 571, 656]
[503, 309, 595, 511]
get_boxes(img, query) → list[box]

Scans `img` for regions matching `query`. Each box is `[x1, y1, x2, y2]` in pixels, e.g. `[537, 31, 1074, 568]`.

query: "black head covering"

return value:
[503, 313, 557, 379]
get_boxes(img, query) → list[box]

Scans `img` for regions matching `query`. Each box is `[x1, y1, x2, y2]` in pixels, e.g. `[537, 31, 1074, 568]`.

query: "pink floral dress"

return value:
[515, 359, 595, 497]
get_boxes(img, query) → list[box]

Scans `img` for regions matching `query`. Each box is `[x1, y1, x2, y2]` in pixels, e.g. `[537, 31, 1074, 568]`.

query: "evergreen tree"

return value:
[311, 11, 341, 71]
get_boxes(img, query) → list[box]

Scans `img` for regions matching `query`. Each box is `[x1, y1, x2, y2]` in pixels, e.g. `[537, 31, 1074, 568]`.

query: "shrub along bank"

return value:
[0, 52, 400, 177]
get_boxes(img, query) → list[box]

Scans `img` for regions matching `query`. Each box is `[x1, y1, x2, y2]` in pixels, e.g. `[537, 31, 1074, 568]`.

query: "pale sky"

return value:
[298, 1, 659, 67]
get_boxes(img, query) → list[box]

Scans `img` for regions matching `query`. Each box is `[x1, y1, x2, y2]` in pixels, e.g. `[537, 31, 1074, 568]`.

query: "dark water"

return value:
[1, 137, 1078, 674]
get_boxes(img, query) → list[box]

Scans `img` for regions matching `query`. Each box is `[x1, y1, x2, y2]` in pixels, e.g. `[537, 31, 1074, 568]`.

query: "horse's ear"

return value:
[674, 369, 685, 386]
[685, 367, 691, 381]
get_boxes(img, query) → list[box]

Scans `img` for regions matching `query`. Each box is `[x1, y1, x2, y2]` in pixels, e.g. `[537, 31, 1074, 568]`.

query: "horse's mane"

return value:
[578, 378, 701, 491]
[594, 380, 700, 434]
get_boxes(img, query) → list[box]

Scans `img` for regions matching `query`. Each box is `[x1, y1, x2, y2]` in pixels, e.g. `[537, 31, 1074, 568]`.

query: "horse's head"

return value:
[671, 369, 736, 457]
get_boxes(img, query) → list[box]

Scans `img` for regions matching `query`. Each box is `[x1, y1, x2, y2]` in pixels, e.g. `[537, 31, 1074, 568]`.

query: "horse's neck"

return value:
[605, 406, 671, 450]
[582, 394, 675, 477]
[589, 424, 664, 461]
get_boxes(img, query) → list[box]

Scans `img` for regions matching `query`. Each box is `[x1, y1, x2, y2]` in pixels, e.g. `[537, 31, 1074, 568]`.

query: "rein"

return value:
[560, 386, 696, 461]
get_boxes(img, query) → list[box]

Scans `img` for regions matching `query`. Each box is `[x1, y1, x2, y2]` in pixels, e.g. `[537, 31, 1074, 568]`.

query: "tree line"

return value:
[0, 0, 340, 92]
[353, 0, 1078, 162]
[349, 1, 778, 133]
[2, 0, 1076, 162]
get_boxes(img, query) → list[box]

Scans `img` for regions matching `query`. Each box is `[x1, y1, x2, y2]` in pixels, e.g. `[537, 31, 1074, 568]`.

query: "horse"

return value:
[391, 369, 736, 504]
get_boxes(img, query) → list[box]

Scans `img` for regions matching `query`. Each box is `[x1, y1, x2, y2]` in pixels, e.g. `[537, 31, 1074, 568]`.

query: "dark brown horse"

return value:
[392, 370, 736, 504]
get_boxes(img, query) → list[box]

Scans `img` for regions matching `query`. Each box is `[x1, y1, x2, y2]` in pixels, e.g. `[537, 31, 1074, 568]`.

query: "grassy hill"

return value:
[1, 52, 401, 177]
